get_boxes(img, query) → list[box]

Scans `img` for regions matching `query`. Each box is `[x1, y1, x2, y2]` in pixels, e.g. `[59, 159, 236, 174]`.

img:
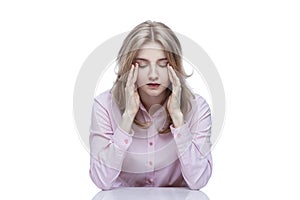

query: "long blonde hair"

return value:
[111, 20, 195, 134]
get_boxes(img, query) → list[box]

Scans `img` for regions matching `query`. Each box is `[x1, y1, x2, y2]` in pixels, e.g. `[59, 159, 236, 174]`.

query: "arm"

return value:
[90, 64, 140, 190]
[89, 98, 134, 190]
[170, 99, 213, 190]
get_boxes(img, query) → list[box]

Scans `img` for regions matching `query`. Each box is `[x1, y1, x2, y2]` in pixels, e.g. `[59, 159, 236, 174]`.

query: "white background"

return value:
[1, 0, 299, 199]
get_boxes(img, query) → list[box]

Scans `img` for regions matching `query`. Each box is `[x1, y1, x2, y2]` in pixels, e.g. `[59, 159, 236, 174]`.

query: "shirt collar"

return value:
[138, 96, 169, 116]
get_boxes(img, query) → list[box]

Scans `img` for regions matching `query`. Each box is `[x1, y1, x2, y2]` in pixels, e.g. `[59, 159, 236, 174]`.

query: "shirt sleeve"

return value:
[89, 98, 133, 190]
[170, 97, 213, 190]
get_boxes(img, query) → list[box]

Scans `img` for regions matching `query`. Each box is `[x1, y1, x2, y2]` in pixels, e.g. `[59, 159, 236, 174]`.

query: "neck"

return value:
[138, 90, 168, 112]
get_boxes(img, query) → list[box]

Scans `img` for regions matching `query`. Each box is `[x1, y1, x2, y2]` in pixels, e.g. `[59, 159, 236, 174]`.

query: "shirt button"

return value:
[149, 161, 153, 166]
[149, 141, 153, 146]
[124, 139, 129, 144]
[146, 178, 153, 184]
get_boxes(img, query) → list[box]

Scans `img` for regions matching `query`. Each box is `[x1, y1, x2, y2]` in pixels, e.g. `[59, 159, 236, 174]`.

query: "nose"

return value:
[148, 64, 159, 81]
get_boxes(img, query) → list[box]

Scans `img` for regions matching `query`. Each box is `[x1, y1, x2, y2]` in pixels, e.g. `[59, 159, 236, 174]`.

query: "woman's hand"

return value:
[124, 63, 140, 120]
[167, 64, 184, 128]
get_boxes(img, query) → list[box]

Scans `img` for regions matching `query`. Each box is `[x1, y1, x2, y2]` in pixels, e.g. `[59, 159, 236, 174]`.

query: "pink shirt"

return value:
[89, 90, 212, 190]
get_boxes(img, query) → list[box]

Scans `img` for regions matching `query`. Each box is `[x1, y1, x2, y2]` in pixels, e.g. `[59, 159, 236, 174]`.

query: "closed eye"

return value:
[135, 59, 148, 67]
[157, 60, 168, 67]
[134, 58, 168, 68]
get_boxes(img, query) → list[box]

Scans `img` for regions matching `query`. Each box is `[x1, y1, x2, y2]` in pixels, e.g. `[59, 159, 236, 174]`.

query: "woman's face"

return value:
[135, 42, 170, 98]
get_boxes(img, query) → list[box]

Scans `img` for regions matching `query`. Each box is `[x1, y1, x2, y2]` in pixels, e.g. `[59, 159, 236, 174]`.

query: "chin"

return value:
[139, 87, 166, 97]
[145, 90, 164, 97]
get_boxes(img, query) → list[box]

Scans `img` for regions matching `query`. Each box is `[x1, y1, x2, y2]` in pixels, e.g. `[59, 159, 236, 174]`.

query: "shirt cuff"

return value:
[170, 122, 193, 155]
[111, 126, 134, 151]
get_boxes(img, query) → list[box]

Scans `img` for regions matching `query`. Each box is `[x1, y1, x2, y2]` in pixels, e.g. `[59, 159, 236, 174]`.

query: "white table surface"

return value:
[92, 187, 209, 200]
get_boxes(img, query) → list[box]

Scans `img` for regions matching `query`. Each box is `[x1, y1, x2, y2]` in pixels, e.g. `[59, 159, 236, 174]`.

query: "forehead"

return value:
[136, 42, 166, 60]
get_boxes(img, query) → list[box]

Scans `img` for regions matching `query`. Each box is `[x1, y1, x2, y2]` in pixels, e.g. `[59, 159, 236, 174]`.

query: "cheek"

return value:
[156, 68, 170, 88]
[136, 70, 146, 86]
[159, 68, 170, 82]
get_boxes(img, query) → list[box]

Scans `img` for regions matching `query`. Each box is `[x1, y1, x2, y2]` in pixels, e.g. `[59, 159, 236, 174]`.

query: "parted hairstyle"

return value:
[111, 20, 195, 134]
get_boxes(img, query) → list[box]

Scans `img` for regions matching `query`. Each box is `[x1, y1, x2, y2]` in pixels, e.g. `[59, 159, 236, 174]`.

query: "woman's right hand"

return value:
[124, 63, 140, 120]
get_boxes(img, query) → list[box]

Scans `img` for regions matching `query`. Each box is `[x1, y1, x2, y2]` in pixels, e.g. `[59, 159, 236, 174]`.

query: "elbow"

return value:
[89, 169, 114, 190]
[187, 180, 209, 190]
[187, 161, 212, 190]
[99, 185, 114, 191]
[187, 175, 211, 190]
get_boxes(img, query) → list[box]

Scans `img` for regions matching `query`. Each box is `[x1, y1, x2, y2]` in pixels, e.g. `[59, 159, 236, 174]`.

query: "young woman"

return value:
[89, 21, 212, 190]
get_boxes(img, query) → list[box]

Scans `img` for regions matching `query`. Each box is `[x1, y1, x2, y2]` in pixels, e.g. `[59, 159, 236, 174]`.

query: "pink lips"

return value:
[147, 83, 160, 89]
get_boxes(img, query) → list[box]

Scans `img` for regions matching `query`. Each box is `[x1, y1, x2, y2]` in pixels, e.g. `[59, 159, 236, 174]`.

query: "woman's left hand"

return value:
[167, 64, 184, 127]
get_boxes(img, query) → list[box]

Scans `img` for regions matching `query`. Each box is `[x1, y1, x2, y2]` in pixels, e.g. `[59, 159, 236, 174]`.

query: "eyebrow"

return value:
[135, 58, 168, 62]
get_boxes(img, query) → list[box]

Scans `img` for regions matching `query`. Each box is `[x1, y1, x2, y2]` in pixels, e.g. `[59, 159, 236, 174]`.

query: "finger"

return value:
[168, 64, 174, 83]
[132, 63, 139, 83]
[126, 64, 134, 86]
[169, 65, 180, 86]
[167, 64, 175, 92]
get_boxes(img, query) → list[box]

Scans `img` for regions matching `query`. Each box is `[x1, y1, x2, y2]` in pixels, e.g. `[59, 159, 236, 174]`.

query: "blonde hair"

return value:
[111, 20, 195, 134]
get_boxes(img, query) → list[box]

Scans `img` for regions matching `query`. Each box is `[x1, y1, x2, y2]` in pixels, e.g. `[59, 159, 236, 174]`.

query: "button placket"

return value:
[147, 127, 155, 172]
[145, 170, 155, 185]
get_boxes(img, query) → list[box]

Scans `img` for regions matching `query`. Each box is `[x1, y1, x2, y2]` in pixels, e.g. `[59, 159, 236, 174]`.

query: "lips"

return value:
[147, 83, 160, 85]
[146, 83, 160, 88]
[147, 83, 160, 86]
